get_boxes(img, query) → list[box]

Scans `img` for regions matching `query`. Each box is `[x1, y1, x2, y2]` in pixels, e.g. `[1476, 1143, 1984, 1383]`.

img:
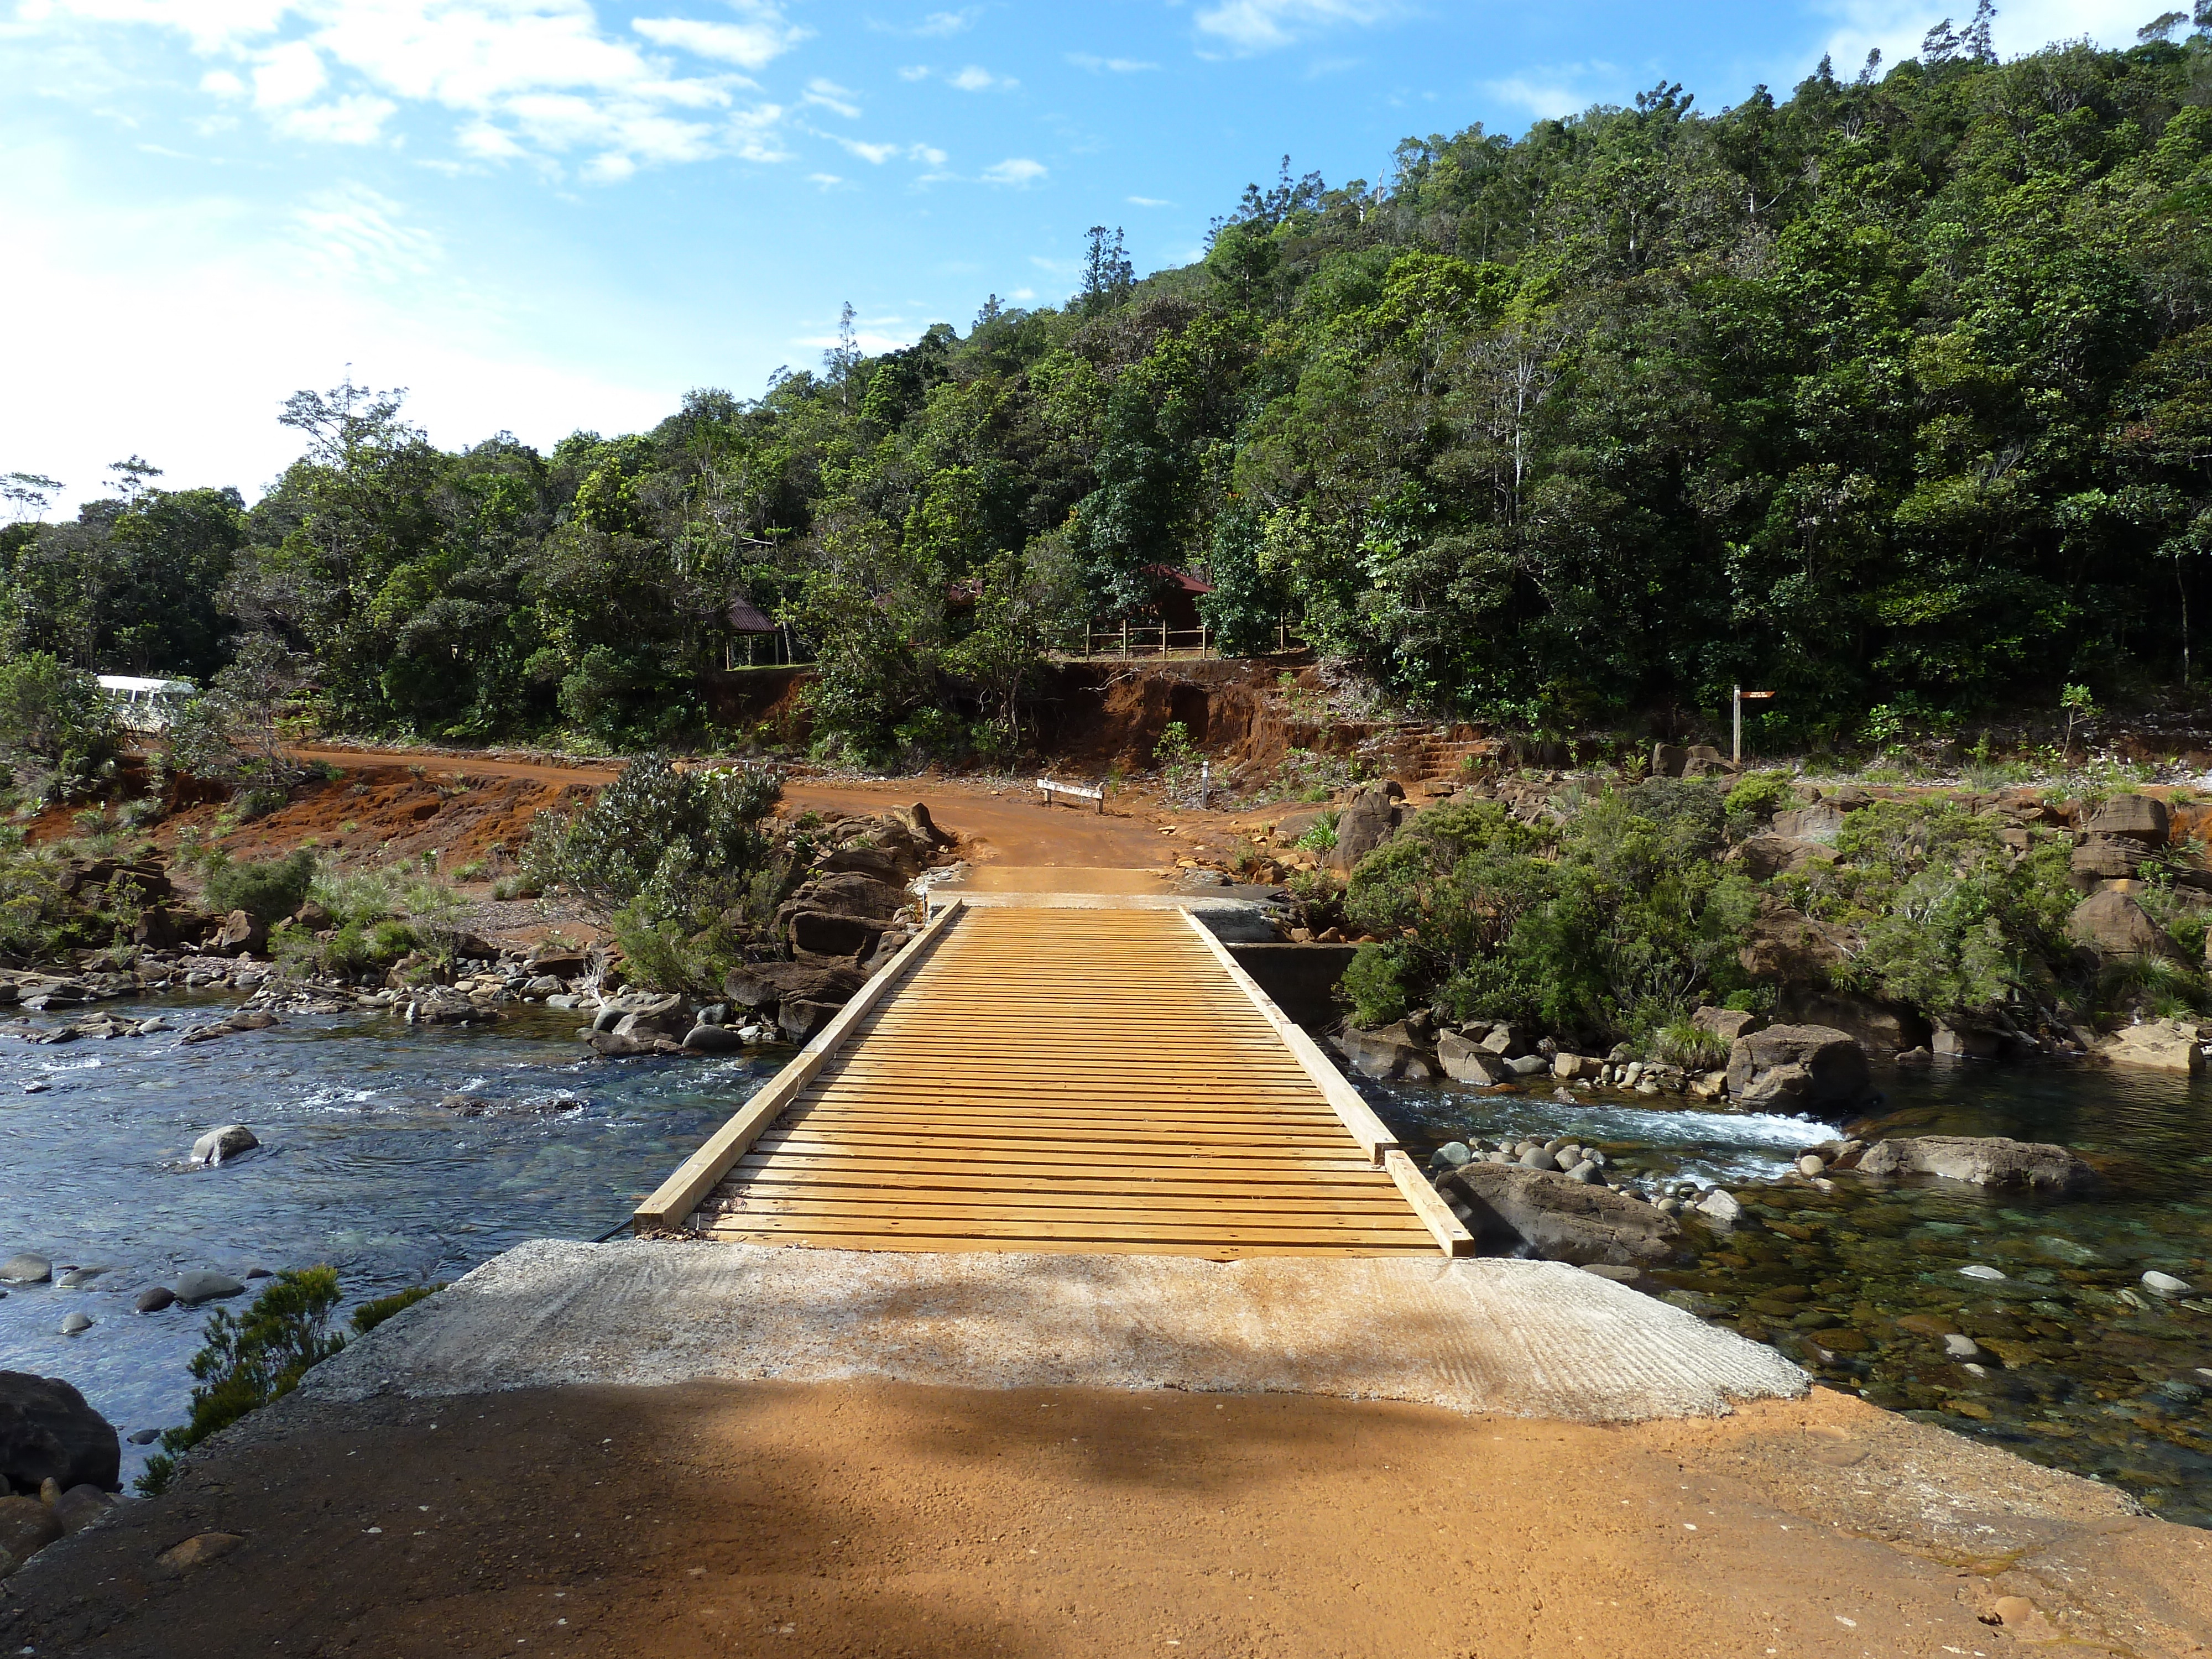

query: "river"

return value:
[4, 995, 2208, 1525]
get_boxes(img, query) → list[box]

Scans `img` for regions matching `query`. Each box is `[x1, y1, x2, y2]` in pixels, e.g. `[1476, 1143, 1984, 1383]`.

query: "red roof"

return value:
[1141, 564, 1213, 595]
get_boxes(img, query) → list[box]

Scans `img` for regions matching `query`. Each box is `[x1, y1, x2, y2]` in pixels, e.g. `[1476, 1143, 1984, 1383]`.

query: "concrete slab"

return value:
[308, 1240, 1808, 1422]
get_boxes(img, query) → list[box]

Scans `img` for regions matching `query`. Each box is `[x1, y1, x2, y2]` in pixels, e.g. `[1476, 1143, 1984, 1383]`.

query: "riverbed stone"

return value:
[190, 1124, 259, 1166]
[1694, 1188, 1742, 1224]
[1942, 1333, 1982, 1360]
[58, 1312, 91, 1336]
[1441, 1164, 1685, 1265]
[681, 1023, 747, 1053]
[2143, 1269, 2194, 1297]
[132, 1286, 174, 1313]
[1856, 1135, 2095, 1193]
[0, 1372, 119, 1493]
[53, 1483, 116, 1535]
[1335, 1022, 1438, 1082]
[0, 1254, 50, 1285]
[2099, 1018, 2206, 1073]
[1437, 1030, 1512, 1085]
[1960, 1264, 2007, 1281]
[0, 1495, 63, 1568]
[170, 1271, 244, 1306]
[1691, 1006, 1765, 1042]
[1725, 1024, 1871, 1112]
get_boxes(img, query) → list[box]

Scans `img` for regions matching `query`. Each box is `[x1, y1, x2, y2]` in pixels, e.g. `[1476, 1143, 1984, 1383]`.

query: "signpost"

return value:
[1733, 686, 1775, 765]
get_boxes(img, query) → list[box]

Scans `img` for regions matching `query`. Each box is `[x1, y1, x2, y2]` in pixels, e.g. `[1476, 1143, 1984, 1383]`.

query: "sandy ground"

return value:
[4, 1380, 2205, 1658]
[783, 776, 1185, 874]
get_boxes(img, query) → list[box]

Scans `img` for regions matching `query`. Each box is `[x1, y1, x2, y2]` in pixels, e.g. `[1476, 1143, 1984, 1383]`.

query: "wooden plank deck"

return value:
[646, 901, 1465, 1259]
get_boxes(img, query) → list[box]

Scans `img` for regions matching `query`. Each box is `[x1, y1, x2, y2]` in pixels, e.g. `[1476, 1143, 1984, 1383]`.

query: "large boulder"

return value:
[1735, 906, 1849, 984]
[723, 961, 867, 1010]
[1691, 1005, 1766, 1042]
[211, 909, 267, 956]
[799, 872, 907, 921]
[189, 1124, 259, 1166]
[1736, 835, 1835, 879]
[0, 1372, 120, 1495]
[2100, 1018, 2206, 1073]
[1771, 802, 1846, 843]
[788, 910, 888, 964]
[1725, 1024, 1871, 1113]
[1324, 787, 1400, 874]
[2067, 889, 2182, 963]
[1774, 989, 1930, 1054]
[1335, 1022, 1438, 1081]
[1441, 1165, 1684, 1265]
[1857, 1135, 2095, 1194]
[1436, 1031, 1512, 1086]
[2080, 792, 2168, 844]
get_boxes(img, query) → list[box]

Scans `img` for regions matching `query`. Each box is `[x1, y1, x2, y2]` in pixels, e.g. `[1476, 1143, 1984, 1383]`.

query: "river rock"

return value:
[190, 1124, 260, 1166]
[1691, 1006, 1765, 1042]
[1436, 1031, 1512, 1085]
[133, 1286, 175, 1314]
[1735, 907, 1849, 983]
[53, 1483, 116, 1535]
[722, 959, 865, 1011]
[211, 909, 268, 956]
[1960, 1264, 2007, 1281]
[1737, 834, 1835, 879]
[0, 1372, 120, 1493]
[1433, 1142, 1473, 1167]
[1694, 1188, 1743, 1223]
[1335, 1022, 1439, 1082]
[778, 1000, 842, 1042]
[0, 1254, 51, 1285]
[58, 1312, 91, 1336]
[2099, 1018, 2206, 1073]
[53, 1267, 108, 1290]
[1440, 1164, 1685, 1265]
[1774, 989, 1930, 1053]
[2143, 1269, 2194, 1297]
[171, 1270, 245, 1306]
[0, 1494, 63, 1569]
[1856, 1135, 2095, 1193]
[1725, 1024, 1871, 1112]
[1942, 1333, 1981, 1359]
[681, 1023, 748, 1053]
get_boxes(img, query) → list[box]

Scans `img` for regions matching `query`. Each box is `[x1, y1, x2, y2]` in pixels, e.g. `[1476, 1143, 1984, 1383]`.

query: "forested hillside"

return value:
[6, 13, 2211, 765]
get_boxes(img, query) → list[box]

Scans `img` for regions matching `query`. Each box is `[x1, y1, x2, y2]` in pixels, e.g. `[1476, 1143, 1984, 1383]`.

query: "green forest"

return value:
[6, 11, 2212, 766]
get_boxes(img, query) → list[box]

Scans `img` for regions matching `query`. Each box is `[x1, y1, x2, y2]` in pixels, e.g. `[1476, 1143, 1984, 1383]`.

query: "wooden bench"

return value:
[1039, 776, 1106, 813]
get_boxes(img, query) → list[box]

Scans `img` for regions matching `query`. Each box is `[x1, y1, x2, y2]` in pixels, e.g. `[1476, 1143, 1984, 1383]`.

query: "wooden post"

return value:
[1121, 618, 1129, 659]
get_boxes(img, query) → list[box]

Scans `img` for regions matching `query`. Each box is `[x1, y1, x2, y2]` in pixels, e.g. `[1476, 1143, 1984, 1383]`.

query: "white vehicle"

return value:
[96, 675, 197, 732]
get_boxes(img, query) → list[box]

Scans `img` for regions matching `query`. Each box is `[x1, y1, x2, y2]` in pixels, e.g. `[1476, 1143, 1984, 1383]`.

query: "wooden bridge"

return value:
[634, 898, 1471, 1259]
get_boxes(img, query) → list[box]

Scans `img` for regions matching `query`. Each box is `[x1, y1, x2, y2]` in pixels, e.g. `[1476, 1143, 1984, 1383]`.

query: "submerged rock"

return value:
[2143, 1269, 2194, 1297]
[1857, 1135, 2095, 1194]
[1438, 1164, 1684, 1266]
[170, 1270, 244, 1306]
[0, 1254, 51, 1285]
[2099, 1019, 2206, 1074]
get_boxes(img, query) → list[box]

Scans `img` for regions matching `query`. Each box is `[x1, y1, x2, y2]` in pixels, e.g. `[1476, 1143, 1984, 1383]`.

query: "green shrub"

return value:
[491, 874, 541, 901]
[1651, 1019, 1730, 1071]
[350, 1283, 444, 1335]
[1722, 770, 1795, 825]
[1341, 942, 1411, 1026]
[0, 653, 122, 803]
[202, 848, 317, 922]
[1295, 810, 1339, 853]
[135, 1267, 345, 1496]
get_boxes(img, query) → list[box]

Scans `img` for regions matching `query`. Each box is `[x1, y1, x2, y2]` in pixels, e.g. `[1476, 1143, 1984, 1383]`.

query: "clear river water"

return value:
[3, 994, 2208, 1527]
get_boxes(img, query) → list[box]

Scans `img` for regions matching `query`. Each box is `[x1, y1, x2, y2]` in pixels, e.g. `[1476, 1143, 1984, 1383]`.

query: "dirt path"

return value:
[7, 1380, 2203, 1658]
[288, 744, 624, 785]
[785, 777, 1181, 873]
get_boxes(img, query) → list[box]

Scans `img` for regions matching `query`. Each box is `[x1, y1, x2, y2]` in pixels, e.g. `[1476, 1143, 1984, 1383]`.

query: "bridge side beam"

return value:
[631, 896, 967, 1233]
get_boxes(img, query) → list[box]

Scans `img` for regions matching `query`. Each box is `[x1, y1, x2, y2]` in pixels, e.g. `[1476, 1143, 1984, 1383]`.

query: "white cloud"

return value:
[273, 91, 398, 141]
[897, 62, 930, 80]
[0, 148, 674, 512]
[251, 39, 324, 106]
[1483, 65, 1612, 121]
[632, 12, 802, 71]
[827, 133, 900, 163]
[911, 141, 946, 165]
[982, 155, 1044, 186]
[1193, 0, 1398, 53]
[1007, 285, 1034, 300]
[1807, 0, 2146, 76]
[805, 169, 844, 187]
[1126, 194, 1170, 206]
[946, 63, 1013, 90]
[29, 0, 806, 179]
[801, 75, 860, 117]
[869, 7, 978, 37]
[1066, 52, 1158, 72]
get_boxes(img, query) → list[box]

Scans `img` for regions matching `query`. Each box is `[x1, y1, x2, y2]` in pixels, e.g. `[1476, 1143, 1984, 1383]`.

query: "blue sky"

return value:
[0, 0, 2153, 512]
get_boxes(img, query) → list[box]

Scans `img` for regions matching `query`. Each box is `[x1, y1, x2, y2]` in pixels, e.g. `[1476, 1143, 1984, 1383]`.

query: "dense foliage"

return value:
[9, 23, 2212, 752]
